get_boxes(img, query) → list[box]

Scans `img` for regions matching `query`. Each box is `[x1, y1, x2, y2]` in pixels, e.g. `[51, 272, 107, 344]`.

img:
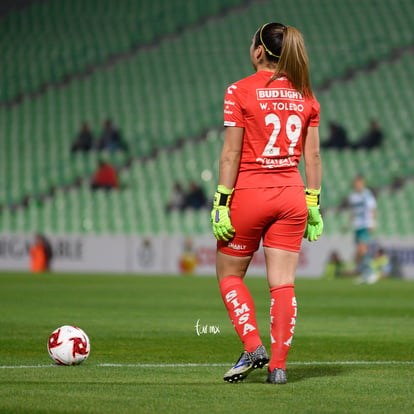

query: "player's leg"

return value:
[217, 252, 263, 350]
[264, 248, 299, 384]
[216, 189, 269, 382]
[262, 186, 307, 384]
[354, 229, 366, 270]
[355, 230, 377, 283]
[217, 252, 269, 382]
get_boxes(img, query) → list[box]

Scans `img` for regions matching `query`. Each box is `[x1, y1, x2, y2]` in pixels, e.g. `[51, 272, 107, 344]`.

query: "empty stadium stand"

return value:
[0, 0, 413, 236]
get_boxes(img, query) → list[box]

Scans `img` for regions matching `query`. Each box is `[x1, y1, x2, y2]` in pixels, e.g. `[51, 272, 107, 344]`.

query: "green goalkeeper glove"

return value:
[211, 185, 235, 241]
[303, 188, 324, 242]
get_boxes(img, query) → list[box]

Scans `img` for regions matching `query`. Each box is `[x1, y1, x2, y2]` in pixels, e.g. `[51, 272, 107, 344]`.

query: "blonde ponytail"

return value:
[268, 26, 313, 97]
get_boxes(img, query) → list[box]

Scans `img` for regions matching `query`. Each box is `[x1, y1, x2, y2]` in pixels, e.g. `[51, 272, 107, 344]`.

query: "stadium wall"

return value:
[0, 234, 413, 279]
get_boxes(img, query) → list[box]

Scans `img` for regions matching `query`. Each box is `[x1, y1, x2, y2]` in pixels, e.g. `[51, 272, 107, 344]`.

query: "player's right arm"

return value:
[211, 82, 245, 242]
[211, 126, 243, 241]
[303, 126, 322, 190]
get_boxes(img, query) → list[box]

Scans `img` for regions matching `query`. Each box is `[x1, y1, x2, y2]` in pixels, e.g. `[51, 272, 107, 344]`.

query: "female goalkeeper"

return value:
[211, 22, 323, 385]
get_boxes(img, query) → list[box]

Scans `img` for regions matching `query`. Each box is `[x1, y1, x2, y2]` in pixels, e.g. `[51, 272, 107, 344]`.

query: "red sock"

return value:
[219, 276, 262, 352]
[269, 284, 297, 371]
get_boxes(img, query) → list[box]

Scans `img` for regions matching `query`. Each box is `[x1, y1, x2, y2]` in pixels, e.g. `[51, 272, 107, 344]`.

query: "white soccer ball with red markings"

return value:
[47, 325, 90, 365]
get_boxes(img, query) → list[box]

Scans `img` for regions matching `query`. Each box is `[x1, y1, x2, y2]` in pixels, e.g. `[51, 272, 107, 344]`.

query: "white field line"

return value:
[0, 361, 413, 369]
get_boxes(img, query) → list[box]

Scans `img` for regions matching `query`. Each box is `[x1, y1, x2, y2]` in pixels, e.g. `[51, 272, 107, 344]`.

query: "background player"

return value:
[347, 174, 377, 283]
[211, 22, 323, 385]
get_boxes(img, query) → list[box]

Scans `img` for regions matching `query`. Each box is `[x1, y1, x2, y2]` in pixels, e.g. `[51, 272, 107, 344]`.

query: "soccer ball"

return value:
[47, 325, 90, 365]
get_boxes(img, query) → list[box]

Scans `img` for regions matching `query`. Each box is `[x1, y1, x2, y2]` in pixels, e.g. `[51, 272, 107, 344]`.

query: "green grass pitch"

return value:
[1, 272, 413, 413]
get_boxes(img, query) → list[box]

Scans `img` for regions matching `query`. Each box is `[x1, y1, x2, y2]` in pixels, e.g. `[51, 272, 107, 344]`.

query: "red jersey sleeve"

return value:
[308, 97, 320, 127]
[224, 83, 245, 128]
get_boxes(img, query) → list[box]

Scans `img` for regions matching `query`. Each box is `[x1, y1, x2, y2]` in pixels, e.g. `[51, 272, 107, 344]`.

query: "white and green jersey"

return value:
[348, 188, 376, 230]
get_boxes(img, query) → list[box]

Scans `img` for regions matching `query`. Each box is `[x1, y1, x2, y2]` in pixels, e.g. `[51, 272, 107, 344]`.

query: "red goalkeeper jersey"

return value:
[224, 71, 320, 189]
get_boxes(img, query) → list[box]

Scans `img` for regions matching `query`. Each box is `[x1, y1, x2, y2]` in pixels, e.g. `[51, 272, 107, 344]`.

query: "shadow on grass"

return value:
[243, 364, 345, 384]
[286, 365, 344, 383]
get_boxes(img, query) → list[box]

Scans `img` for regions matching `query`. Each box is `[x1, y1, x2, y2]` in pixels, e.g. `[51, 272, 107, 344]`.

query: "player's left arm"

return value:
[303, 126, 322, 190]
[302, 126, 323, 241]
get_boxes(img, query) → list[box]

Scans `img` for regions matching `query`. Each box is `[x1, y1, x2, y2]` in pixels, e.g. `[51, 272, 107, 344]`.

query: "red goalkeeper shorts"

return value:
[217, 186, 307, 256]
